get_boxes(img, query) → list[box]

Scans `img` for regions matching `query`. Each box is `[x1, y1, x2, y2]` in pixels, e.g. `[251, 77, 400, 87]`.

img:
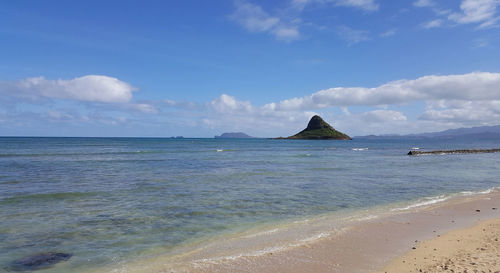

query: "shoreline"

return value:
[105, 189, 500, 273]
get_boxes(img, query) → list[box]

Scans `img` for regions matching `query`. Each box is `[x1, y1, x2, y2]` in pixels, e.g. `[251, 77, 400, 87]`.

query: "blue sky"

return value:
[1, 0, 500, 137]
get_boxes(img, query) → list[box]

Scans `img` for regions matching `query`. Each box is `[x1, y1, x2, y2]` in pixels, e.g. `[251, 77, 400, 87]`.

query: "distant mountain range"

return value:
[214, 132, 254, 138]
[356, 125, 500, 140]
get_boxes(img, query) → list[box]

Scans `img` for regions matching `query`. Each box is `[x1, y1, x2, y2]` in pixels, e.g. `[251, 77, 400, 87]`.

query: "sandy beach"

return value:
[112, 190, 500, 273]
[379, 218, 500, 273]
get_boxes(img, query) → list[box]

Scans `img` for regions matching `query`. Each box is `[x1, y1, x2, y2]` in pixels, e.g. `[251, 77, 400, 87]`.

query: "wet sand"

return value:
[114, 191, 500, 273]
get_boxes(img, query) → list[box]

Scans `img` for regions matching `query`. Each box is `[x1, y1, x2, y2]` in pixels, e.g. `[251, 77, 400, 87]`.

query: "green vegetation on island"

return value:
[287, 115, 351, 140]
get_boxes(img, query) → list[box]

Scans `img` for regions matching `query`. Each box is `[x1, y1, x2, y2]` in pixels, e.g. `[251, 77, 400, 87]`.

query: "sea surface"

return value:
[1, 137, 500, 272]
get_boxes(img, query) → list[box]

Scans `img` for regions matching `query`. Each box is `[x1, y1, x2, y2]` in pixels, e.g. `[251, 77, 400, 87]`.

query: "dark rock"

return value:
[9, 252, 72, 271]
[286, 115, 351, 140]
[408, 148, 500, 156]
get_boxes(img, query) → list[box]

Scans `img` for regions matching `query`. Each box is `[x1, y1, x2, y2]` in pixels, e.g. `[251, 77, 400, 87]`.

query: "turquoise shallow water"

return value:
[1, 137, 500, 272]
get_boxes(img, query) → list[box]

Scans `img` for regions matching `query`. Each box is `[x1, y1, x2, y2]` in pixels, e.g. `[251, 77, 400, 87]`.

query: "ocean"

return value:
[1, 137, 499, 272]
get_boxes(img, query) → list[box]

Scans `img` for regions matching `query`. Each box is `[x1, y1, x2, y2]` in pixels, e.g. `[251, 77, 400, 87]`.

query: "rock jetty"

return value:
[408, 148, 500, 156]
[287, 115, 351, 140]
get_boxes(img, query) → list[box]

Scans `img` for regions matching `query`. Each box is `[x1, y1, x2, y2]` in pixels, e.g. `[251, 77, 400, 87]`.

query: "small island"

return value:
[215, 132, 254, 138]
[286, 115, 351, 140]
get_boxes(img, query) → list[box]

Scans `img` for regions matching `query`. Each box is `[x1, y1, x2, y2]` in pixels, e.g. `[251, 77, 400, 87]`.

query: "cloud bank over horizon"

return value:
[1, 75, 136, 103]
[272, 72, 500, 109]
[1, 72, 500, 137]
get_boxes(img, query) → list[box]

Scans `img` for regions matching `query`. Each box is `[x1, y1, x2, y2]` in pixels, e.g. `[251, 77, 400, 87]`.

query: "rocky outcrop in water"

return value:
[8, 252, 72, 271]
[408, 148, 500, 156]
[287, 115, 351, 140]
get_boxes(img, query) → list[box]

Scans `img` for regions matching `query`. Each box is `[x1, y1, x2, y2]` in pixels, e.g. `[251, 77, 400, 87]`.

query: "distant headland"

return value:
[356, 124, 500, 140]
[215, 132, 254, 139]
[281, 115, 351, 140]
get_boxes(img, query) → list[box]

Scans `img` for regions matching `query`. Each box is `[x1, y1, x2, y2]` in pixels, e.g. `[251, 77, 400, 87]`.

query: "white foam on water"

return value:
[460, 188, 494, 196]
[357, 215, 379, 221]
[241, 228, 280, 238]
[299, 232, 331, 243]
[391, 195, 449, 211]
[192, 245, 288, 265]
[390, 188, 499, 212]
[216, 149, 223, 152]
[411, 147, 420, 150]
[190, 230, 339, 267]
[352, 148, 368, 151]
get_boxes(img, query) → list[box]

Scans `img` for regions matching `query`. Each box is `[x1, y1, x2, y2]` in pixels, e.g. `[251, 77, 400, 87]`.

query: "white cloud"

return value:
[291, 0, 311, 11]
[192, 72, 484, 135]
[230, 0, 279, 32]
[126, 103, 158, 114]
[209, 94, 253, 113]
[0, 75, 163, 131]
[336, 25, 370, 45]
[5, 71, 486, 137]
[164, 100, 200, 109]
[422, 19, 443, 28]
[291, 0, 378, 11]
[271, 72, 500, 110]
[272, 25, 300, 40]
[325, 109, 412, 135]
[200, 71, 500, 135]
[230, 0, 300, 41]
[420, 100, 500, 125]
[1, 75, 135, 103]
[196, 94, 318, 136]
[164, 96, 408, 137]
[332, 0, 379, 11]
[7, 71, 499, 137]
[26, 109, 129, 127]
[448, 0, 500, 28]
[47, 110, 74, 121]
[360, 110, 407, 122]
[380, 29, 397, 37]
[416, 0, 500, 29]
[413, 0, 435, 8]
[230, 0, 380, 42]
